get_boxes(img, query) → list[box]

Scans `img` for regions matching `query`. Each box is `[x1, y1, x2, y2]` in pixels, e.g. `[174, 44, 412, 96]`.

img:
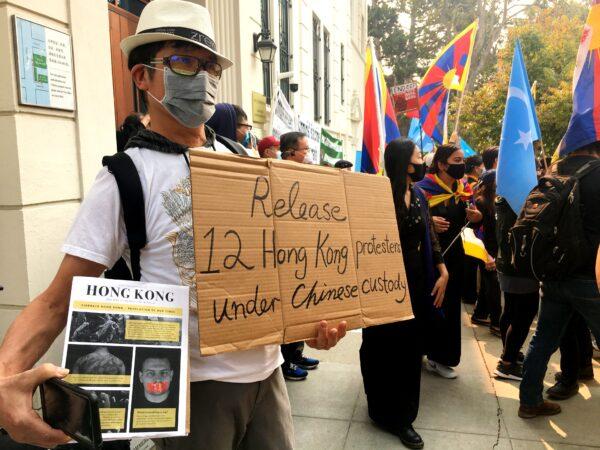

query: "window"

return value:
[279, 0, 291, 101]
[313, 14, 321, 122]
[340, 44, 345, 105]
[261, 0, 272, 104]
[323, 27, 330, 125]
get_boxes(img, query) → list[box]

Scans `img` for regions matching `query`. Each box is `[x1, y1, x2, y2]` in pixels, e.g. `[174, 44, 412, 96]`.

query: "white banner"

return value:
[271, 90, 297, 139]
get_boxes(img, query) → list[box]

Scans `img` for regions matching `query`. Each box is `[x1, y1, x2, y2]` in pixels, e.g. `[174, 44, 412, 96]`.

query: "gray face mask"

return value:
[146, 66, 219, 128]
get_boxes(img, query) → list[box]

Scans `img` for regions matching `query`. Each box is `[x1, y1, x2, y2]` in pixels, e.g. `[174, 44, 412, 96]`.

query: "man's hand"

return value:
[432, 216, 450, 233]
[305, 320, 347, 350]
[0, 364, 71, 448]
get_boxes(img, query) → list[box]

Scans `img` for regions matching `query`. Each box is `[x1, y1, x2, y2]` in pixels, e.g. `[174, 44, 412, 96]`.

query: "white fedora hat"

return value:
[120, 0, 233, 69]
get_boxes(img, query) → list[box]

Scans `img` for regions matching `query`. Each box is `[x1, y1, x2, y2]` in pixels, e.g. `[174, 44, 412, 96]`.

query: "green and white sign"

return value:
[321, 129, 344, 165]
[13, 16, 75, 110]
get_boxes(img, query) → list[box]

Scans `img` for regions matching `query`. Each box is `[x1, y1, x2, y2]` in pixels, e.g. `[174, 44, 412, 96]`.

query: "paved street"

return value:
[288, 304, 600, 450]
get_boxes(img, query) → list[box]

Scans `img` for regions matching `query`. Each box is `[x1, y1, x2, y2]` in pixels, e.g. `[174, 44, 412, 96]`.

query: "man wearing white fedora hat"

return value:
[0, 1, 346, 449]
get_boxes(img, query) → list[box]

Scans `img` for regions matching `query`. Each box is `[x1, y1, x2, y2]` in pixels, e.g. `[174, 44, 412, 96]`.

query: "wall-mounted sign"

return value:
[252, 91, 267, 124]
[13, 16, 75, 111]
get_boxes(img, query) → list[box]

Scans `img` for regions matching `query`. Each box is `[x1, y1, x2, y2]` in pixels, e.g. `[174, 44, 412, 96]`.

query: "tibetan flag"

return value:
[418, 21, 478, 144]
[461, 228, 489, 263]
[361, 41, 401, 174]
[559, 0, 600, 156]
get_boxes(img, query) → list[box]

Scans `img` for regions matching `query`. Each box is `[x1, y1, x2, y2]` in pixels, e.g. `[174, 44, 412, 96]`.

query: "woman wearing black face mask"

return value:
[360, 138, 448, 450]
[416, 145, 482, 379]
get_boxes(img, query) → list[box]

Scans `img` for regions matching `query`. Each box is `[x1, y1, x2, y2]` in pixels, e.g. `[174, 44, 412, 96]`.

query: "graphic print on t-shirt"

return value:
[161, 177, 197, 307]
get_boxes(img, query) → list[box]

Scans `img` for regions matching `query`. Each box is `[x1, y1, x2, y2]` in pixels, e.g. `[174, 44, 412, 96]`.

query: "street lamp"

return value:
[253, 32, 277, 64]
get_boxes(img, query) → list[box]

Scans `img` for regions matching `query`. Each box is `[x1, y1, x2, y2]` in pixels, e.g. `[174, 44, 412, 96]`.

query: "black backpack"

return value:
[102, 131, 244, 281]
[509, 160, 600, 281]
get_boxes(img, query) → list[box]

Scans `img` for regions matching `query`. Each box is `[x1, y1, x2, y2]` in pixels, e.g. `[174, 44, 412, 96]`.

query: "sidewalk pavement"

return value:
[288, 304, 600, 450]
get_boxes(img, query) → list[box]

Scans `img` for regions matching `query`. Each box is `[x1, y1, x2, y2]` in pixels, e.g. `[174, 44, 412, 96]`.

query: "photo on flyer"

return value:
[64, 344, 133, 387]
[129, 347, 181, 433]
[88, 389, 130, 433]
[69, 311, 183, 346]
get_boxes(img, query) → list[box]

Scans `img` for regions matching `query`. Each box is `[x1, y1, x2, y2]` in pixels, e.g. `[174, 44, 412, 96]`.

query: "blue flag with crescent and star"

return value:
[497, 40, 540, 214]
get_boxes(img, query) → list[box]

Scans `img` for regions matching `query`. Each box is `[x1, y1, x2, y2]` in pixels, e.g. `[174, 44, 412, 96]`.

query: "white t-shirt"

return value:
[62, 146, 282, 383]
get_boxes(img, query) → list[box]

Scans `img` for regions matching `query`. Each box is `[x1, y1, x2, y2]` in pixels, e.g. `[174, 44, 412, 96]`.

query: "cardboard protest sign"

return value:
[190, 150, 413, 355]
[343, 172, 413, 325]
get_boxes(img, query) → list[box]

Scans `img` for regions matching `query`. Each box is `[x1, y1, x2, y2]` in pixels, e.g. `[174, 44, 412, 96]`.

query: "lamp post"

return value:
[253, 32, 277, 64]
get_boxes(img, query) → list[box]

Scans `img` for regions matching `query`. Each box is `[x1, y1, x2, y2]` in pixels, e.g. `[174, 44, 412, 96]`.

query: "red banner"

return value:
[390, 82, 419, 116]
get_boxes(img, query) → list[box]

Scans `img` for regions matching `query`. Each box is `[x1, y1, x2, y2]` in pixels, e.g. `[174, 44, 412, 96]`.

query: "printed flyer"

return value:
[61, 277, 189, 439]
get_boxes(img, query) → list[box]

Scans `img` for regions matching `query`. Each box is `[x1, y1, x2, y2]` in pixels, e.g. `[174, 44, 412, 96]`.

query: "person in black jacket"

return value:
[360, 138, 448, 449]
[416, 145, 482, 379]
[494, 196, 540, 381]
[462, 155, 484, 305]
[519, 141, 600, 418]
[471, 170, 502, 336]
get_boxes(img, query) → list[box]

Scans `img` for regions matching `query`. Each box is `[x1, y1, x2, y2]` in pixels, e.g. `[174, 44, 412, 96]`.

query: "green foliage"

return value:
[458, 1, 587, 154]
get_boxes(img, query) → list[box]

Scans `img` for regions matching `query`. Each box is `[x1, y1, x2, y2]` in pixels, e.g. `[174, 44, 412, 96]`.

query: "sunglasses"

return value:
[150, 54, 222, 79]
[238, 123, 253, 130]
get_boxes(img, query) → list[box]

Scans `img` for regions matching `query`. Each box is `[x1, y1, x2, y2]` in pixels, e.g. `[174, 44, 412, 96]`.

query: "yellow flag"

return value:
[461, 228, 489, 263]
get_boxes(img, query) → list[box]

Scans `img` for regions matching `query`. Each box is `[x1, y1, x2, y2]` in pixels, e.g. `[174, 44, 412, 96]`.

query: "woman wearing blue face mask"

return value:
[233, 105, 258, 152]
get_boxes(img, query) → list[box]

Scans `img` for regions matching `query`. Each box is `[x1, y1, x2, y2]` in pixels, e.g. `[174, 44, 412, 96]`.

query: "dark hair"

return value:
[465, 155, 483, 174]
[128, 40, 214, 71]
[572, 140, 600, 155]
[280, 131, 307, 159]
[482, 146, 499, 170]
[475, 170, 496, 215]
[430, 144, 460, 174]
[233, 105, 248, 124]
[116, 113, 146, 152]
[334, 159, 353, 169]
[384, 138, 416, 213]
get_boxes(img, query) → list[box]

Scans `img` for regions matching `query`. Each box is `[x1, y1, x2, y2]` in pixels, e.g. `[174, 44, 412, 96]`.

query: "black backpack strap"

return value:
[102, 152, 147, 281]
[215, 134, 248, 155]
[574, 159, 600, 179]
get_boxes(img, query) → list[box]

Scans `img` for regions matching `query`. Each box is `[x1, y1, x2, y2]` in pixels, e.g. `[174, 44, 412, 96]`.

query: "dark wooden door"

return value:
[108, 2, 146, 127]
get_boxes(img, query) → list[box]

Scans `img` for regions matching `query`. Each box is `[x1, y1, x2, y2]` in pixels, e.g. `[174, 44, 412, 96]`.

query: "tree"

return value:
[368, 0, 534, 87]
[458, 2, 587, 153]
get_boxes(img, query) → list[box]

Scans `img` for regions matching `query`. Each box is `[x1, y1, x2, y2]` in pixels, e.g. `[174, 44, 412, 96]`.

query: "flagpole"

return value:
[540, 140, 549, 172]
[443, 90, 451, 144]
[453, 88, 466, 135]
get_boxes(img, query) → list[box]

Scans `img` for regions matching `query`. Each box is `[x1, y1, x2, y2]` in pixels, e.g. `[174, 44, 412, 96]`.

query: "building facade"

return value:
[0, 0, 367, 364]
[203, 0, 367, 160]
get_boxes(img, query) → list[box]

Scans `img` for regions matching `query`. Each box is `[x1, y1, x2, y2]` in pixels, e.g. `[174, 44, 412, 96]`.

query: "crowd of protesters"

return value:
[0, 1, 599, 450]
